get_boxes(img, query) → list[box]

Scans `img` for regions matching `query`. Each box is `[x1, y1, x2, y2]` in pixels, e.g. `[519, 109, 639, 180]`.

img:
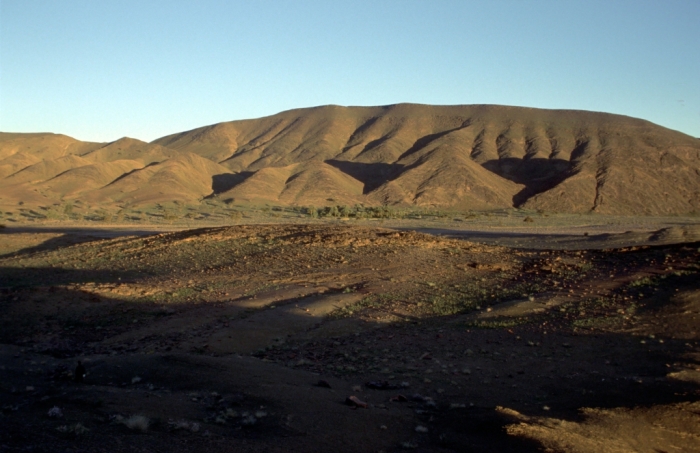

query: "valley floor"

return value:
[0, 222, 699, 452]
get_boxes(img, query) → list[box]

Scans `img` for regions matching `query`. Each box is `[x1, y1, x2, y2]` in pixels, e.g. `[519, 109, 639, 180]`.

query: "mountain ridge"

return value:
[2, 104, 699, 215]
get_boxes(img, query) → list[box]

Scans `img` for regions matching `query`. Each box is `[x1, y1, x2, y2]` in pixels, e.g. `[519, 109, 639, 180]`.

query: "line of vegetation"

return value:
[303, 204, 477, 219]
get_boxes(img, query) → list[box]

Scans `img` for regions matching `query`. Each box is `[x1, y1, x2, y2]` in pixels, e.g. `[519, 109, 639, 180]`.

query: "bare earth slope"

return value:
[88, 152, 235, 205]
[0, 135, 228, 208]
[155, 104, 700, 214]
[0, 133, 102, 179]
[2, 105, 700, 214]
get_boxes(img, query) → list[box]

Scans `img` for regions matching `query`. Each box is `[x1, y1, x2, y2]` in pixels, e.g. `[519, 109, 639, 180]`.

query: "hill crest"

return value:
[2, 104, 699, 215]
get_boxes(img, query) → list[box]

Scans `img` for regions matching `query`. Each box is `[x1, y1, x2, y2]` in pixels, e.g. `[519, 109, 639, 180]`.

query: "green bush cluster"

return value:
[305, 204, 413, 219]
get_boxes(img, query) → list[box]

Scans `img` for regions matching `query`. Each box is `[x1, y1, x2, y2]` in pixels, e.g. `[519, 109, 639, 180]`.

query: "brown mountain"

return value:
[86, 152, 234, 205]
[154, 104, 700, 214]
[0, 132, 102, 179]
[0, 135, 202, 207]
[1, 104, 699, 215]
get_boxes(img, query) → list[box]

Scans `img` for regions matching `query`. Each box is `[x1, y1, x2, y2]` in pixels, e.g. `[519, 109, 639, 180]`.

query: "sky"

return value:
[1, 0, 699, 143]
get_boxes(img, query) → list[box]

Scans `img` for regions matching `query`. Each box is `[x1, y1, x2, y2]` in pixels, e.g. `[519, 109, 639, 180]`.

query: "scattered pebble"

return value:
[366, 380, 401, 390]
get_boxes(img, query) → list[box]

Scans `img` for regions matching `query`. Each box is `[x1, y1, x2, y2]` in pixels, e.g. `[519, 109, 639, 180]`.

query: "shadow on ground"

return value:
[0, 226, 698, 452]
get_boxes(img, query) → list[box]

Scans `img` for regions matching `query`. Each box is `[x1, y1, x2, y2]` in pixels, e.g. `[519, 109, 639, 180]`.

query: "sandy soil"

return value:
[0, 223, 698, 452]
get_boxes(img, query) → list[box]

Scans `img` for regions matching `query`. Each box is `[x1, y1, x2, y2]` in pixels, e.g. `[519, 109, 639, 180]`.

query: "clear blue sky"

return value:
[1, 0, 699, 142]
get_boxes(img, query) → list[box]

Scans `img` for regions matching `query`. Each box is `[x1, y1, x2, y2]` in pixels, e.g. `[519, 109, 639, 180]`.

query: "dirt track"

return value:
[1, 224, 699, 452]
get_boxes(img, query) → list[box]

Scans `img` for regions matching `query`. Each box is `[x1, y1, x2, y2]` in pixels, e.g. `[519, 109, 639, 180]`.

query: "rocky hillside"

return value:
[2, 104, 699, 215]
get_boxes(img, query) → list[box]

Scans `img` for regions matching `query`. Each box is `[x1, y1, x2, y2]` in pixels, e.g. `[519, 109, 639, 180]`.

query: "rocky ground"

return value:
[0, 224, 699, 452]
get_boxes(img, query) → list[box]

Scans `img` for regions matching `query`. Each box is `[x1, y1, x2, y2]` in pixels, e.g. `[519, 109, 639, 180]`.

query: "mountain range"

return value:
[2, 104, 699, 215]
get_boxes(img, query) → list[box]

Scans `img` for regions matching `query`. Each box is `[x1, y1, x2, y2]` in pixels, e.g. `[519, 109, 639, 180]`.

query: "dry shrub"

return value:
[123, 415, 150, 432]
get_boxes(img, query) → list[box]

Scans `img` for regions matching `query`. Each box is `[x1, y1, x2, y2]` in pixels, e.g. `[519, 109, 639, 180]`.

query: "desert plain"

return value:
[1, 104, 700, 452]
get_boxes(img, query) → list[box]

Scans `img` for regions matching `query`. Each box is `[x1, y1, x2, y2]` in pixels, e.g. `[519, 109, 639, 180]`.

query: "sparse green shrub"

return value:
[92, 209, 112, 222]
[577, 262, 594, 272]
[463, 318, 528, 329]
[163, 210, 178, 221]
[56, 423, 89, 435]
[319, 205, 340, 217]
[121, 414, 150, 432]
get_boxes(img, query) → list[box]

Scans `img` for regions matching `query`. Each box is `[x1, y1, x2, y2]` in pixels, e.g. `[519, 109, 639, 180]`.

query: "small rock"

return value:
[345, 395, 368, 408]
[409, 394, 426, 403]
[415, 425, 429, 433]
[316, 379, 332, 388]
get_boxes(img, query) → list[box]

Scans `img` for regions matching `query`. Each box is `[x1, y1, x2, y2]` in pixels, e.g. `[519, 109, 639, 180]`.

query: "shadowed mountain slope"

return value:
[215, 161, 366, 206]
[80, 137, 180, 165]
[2, 105, 699, 214]
[86, 152, 235, 205]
